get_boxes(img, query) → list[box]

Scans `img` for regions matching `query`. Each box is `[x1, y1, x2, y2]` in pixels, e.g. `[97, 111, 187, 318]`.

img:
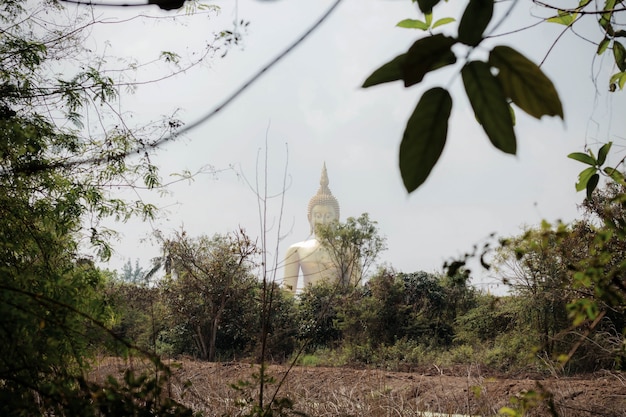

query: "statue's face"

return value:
[309, 204, 338, 232]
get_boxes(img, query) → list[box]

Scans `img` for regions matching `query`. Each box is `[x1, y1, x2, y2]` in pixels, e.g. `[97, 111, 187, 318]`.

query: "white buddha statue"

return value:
[283, 163, 341, 294]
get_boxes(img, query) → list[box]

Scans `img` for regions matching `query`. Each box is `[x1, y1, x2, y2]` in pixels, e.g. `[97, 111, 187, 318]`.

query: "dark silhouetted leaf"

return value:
[575, 166, 597, 192]
[597, 142, 612, 165]
[461, 61, 516, 154]
[148, 0, 185, 10]
[400, 87, 452, 192]
[586, 173, 599, 199]
[568, 152, 596, 166]
[417, 0, 441, 14]
[362, 54, 406, 88]
[458, 0, 494, 46]
[613, 41, 626, 71]
[489, 46, 564, 119]
[402, 35, 457, 87]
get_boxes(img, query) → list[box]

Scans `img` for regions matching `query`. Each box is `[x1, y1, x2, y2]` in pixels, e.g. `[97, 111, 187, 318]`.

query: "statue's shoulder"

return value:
[287, 238, 318, 252]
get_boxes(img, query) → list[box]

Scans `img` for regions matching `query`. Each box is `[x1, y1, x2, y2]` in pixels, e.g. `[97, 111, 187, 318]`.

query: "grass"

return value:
[89, 356, 626, 417]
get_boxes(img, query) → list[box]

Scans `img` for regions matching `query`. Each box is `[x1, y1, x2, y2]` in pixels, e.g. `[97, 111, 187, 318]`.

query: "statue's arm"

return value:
[283, 246, 300, 293]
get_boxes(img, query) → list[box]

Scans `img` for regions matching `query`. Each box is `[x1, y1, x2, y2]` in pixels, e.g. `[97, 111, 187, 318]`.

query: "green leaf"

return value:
[547, 10, 578, 26]
[396, 19, 429, 30]
[362, 54, 406, 88]
[609, 71, 626, 89]
[597, 37, 610, 55]
[604, 166, 625, 184]
[399, 87, 452, 192]
[597, 142, 612, 165]
[461, 61, 516, 154]
[567, 152, 596, 166]
[613, 41, 626, 71]
[432, 17, 456, 29]
[489, 46, 564, 119]
[575, 166, 597, 192]
[458, 0, 494, 46]
[416, 0, 441, 14]
[402, 34, 457, 87]
[586, 173, 600, 198]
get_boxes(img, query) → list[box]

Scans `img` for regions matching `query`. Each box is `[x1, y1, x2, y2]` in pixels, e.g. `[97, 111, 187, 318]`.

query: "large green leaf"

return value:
[546, 10, 578, 26]
[613, 41, 626, 71]
[362, 54, 406, 88]
[575, 166, 597, 192]
[461, 61, 516, 154]
[402, 35, 457, 87]
[432, 17, 456, 29]
[567, 152, 596, 166]
[489, 46, 564, 119]
[396, 19, 429, 30]
[399, 87, 452, 192]
[416, 0, 441, 14]
[458, 0, 494, 46]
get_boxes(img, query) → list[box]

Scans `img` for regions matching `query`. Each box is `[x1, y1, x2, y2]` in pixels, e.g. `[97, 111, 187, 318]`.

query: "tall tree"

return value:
[495, 217, 625, 368]
[314, 213, 387, 288]
[159, 229, 258, 361]
[0, 0, 230, 413]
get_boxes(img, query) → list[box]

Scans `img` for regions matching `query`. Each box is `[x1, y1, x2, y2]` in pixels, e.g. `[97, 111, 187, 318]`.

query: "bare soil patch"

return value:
[91, 357, 626, 416]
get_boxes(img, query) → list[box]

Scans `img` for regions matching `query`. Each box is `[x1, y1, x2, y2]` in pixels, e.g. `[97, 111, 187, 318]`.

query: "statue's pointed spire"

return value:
[308, 163, 340, 224]
[319, 162, 330, 194]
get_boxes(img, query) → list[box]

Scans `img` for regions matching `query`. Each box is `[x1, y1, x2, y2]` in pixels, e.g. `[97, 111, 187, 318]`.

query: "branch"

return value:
[0, 0, 344, 178]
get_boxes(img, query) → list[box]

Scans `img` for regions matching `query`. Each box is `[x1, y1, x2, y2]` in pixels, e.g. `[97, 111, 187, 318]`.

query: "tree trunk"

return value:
[195, 324, 209, 360]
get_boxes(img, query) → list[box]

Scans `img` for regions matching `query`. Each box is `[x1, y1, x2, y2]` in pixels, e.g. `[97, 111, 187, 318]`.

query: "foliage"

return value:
[454, 294, 519, 345]
[0, 0, 233, 413]
[314, 213, 387, 287]
[494, 214, 626, 370]
[120, 259, 148, 284]
[158, 229, 258, 361]
[363, 0, 569, 192]
[296, 281, 343, 351]
[251, 282, 298, 362]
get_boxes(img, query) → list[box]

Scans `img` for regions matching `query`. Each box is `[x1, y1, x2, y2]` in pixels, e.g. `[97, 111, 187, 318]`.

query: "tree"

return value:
[314, 213, 387, 288]
[120, 259, 147, 284]
[494, 216, 625, 370]
[159, 229, 258, 361]
[0, 0, 230, 413]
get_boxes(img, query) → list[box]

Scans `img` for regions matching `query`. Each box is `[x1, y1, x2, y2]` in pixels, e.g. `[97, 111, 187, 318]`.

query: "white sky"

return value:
[83, 0, 626, 292]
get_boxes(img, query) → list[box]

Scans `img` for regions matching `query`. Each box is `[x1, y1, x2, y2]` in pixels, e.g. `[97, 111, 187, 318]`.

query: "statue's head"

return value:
[307, 163, 340, 234]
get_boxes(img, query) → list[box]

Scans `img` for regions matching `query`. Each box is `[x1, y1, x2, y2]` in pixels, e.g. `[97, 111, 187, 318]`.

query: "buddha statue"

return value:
[283, 163, 341, 294]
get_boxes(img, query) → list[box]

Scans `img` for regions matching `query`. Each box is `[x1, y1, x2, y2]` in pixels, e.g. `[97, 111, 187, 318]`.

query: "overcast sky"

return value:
[84, 0, 626, 292]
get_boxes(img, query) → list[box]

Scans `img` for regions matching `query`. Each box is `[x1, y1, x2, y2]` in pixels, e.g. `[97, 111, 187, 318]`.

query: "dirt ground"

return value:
[91, 357, 626, 417]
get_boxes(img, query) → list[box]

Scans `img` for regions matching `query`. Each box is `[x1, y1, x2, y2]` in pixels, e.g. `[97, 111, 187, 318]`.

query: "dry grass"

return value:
[90, 357, 626, 417]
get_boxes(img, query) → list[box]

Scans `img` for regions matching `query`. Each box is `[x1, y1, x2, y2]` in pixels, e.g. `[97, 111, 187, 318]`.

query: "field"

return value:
[91, 357, 626, 416]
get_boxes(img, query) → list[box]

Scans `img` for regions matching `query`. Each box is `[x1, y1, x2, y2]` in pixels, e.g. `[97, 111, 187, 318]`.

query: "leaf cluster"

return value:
[314, 213, 387, 287]
[364, 0, 566, 192]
